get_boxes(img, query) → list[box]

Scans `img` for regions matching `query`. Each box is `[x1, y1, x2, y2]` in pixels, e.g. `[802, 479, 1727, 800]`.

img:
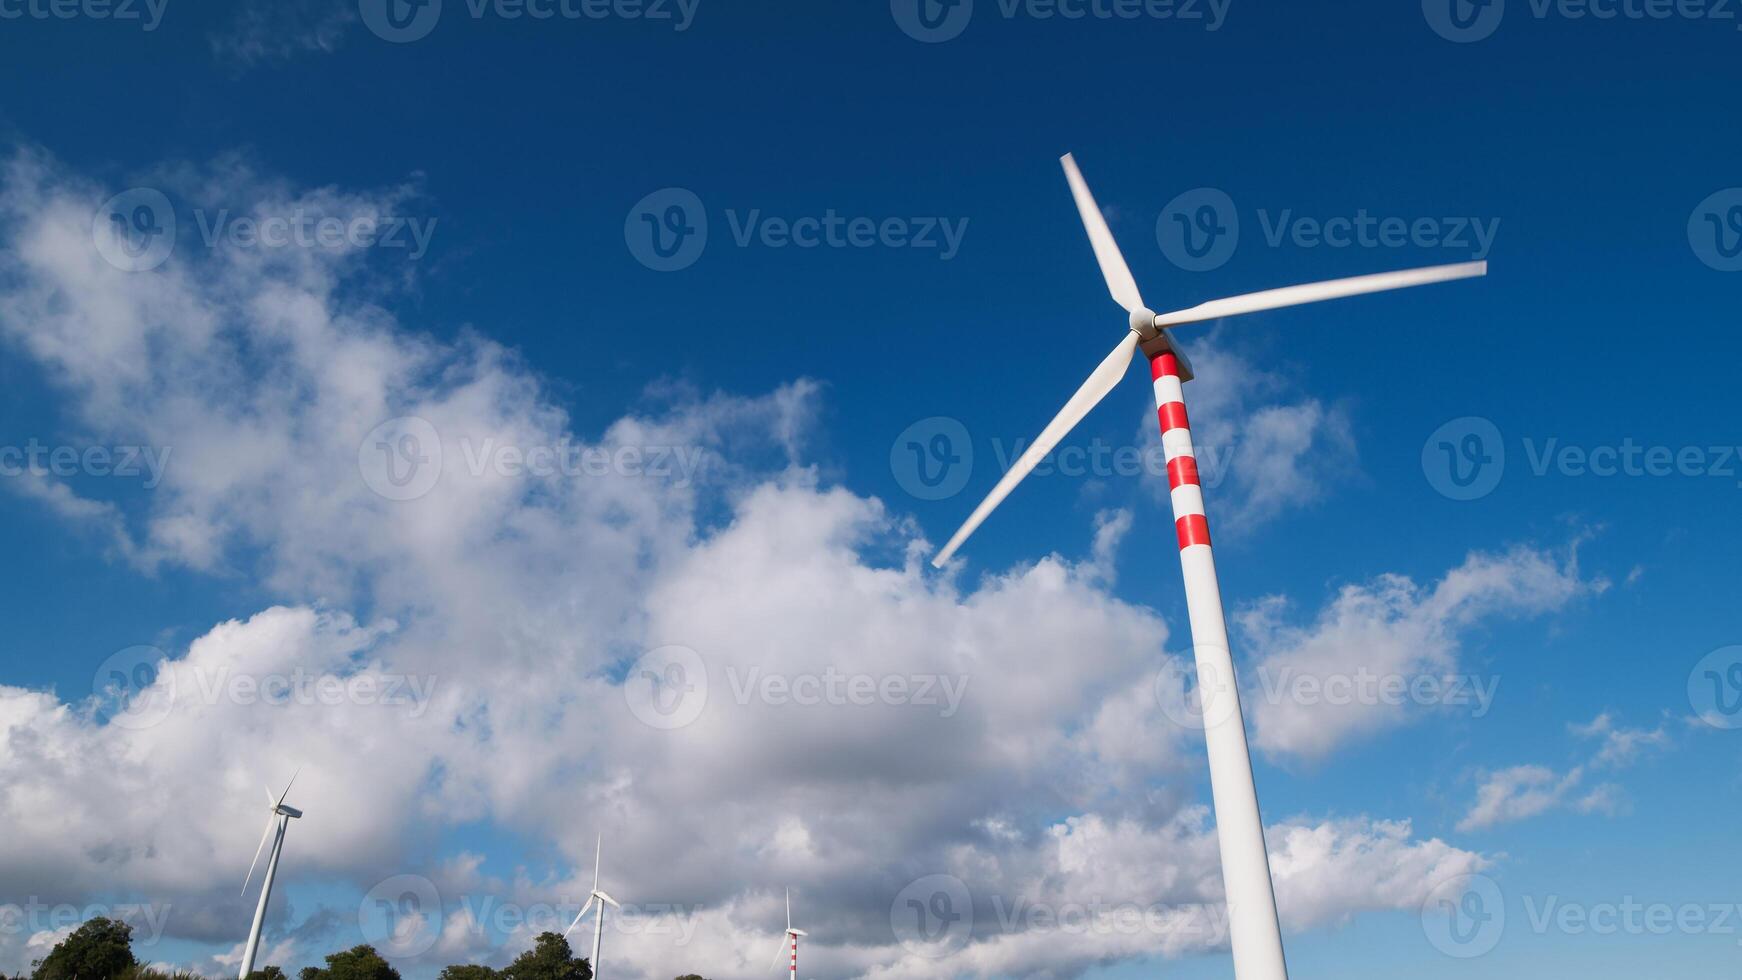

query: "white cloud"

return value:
[1457, 712, 1667, 832]
[0, 148, 1497, 980]
[1238, 545, 1594, 761]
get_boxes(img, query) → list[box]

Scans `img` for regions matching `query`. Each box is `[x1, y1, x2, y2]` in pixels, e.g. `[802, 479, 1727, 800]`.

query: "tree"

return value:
[245, 968, 289, 980]
[674, 975, 710, 980]
[297, 945, 400, 980]
[32, 917, 136, 980]
[437, 967, 501, 980]
[500, 933, 589, 980]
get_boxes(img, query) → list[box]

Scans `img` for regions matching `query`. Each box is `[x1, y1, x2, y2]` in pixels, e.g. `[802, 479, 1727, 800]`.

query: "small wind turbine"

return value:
[563, 836, 621, 978]
[931, 155, 1487, 980]
[769, 889, 807, 979]
[239, 770, 303, 980]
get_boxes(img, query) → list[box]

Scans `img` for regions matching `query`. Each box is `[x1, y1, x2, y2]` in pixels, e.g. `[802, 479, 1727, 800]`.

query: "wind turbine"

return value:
[930, 155, 1487, 980]
[769, 889, 807, 979]
[563, 836, 621, 978]
[239, 770, 303, 980]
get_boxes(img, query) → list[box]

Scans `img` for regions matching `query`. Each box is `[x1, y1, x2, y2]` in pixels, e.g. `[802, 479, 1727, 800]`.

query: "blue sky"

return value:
[0, 1, 1739, 978]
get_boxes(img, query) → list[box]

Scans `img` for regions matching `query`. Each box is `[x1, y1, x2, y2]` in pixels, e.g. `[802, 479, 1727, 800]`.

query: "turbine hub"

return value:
[1129, 307, 1159, 340]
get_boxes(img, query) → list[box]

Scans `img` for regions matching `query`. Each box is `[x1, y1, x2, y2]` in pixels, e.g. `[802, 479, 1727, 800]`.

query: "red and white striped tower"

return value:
[1149, 344, 1289, 980]
[788, 931, 798, 980]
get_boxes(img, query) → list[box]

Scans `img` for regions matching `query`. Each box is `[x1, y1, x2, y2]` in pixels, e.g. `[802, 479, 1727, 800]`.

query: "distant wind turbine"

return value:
[930, 154, 1487, 980]
[769, 889, 807, 979]
[563, 836, 622, 978]
[239, 770, 303, 980]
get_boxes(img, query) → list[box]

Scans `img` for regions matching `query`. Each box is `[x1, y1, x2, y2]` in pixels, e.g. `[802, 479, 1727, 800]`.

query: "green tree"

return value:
[245, 967, 289, 980]
[32, 917, 136, 980]
[437, 967, 501, 980]
[297, 945, 400, 980]
[500, 933, 589, 980]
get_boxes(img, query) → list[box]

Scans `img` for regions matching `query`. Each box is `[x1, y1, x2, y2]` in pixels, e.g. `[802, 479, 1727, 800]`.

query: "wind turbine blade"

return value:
[1060, 154, 1145, 315]
[786, 889, 792, 932]
[273, 767, 301, 810]
[241, 813, 276, 896]
[595, 891, 621, 909]
[770, 933, 788, 971]
[1153, 260, 1488, 327]
[932, 330, 1139, 567]
[790, 929, 807, 937]
[564, 896, 595, 937]
[591, 835, 602, 895]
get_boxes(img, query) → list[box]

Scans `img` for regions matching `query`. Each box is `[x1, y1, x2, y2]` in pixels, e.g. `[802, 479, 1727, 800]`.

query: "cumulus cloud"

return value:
[1238, 545, 1595, 761]
[1139, 332, 1356, 536]
[1456, 712, 1669, 832]
[0, 147, 1497, 979]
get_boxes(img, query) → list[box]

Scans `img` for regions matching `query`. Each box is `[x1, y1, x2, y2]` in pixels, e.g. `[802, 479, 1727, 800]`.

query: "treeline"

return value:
[10, 918, 710, 980]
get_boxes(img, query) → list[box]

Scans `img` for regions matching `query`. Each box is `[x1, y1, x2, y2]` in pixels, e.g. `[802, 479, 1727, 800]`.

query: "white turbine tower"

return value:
[239, 770, 303, 980]
[563, 836, 621, 978]
[931, 154, 1487, 980]
[769, 889, 807, 979]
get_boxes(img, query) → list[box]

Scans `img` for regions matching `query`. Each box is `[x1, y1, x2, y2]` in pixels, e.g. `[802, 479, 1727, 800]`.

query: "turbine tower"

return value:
[769, 889, 808, 979]
[239, 770, 303, 980]
[563, 836, 621, 978]
[931, 154, 1487, 980]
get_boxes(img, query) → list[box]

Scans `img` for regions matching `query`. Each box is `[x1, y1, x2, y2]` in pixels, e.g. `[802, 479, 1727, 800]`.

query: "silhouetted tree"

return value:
[437, 967, 501, 980]
[297, 946, 399, 980]
[245, 967, 289, 980]
[500, 933, 589, 980]
[32, 917, 136, 980]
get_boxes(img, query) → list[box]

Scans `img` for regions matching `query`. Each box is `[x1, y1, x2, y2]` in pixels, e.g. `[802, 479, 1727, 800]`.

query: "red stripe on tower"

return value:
[1176, 513, 1212, 550]
[1167, 455, 1201, 490]
[1158, 400, 1190, 433]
